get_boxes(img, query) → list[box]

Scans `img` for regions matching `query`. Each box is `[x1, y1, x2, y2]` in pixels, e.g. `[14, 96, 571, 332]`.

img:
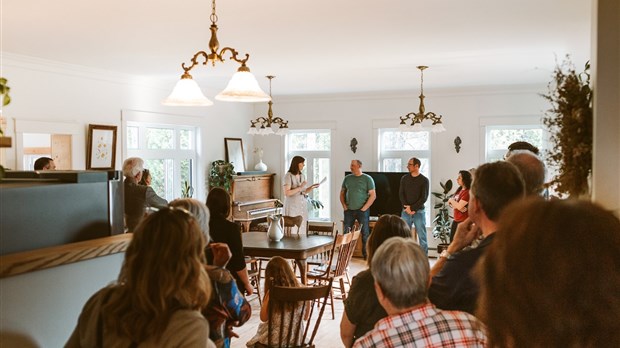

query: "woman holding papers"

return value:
[283, 156, 320, 234]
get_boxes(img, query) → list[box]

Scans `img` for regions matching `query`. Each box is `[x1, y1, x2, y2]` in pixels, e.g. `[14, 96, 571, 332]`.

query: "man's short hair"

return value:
[507, 141, 539, 156]
[122, 157, 144, 177]
[354, 159, 363, 167]
[410, 157, 421, 167]
[371, 237, 429, 309]
[34, 157, 53, 170]
[471, 161, 525, 221]
[506, 151, 546, 196]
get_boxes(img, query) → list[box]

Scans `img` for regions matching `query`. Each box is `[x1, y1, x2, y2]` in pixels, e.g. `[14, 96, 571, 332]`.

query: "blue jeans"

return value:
[401, 209, 428, 255]
[343, 209, 370, 258]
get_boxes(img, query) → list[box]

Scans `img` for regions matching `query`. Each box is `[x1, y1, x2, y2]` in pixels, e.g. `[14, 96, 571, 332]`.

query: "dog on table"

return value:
[282, 215, 303, 236]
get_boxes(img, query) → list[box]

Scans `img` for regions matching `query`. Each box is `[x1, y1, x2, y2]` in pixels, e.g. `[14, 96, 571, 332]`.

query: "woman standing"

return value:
[282, 156, 318, 233]
[447, 170, 472, 242]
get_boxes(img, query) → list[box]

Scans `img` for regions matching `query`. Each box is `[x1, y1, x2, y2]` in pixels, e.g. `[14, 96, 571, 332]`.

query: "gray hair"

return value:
[122, 157, 144, 178]
[169, 198, 211, 241]
[506, 150, 546, 196]
[371, 237, 429, 309]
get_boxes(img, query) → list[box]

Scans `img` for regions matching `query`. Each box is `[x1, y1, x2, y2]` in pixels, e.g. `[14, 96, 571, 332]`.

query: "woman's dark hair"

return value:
[454, 170, 473, 195]
[366, 214, 412, 266]
[287, 156, 305, 175]
[477, 198, 620, 347]
[206, 187, 231, 218]
[138, 169, 150, 186]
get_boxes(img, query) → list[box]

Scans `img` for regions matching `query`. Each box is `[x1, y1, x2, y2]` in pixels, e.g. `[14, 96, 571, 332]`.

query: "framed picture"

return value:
[87, 124, 117, 170]
[224, 137, 245, 172]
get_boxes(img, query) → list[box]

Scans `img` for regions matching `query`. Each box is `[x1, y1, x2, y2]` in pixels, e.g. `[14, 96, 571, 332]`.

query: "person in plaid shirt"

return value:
[353, 237, 486, 348]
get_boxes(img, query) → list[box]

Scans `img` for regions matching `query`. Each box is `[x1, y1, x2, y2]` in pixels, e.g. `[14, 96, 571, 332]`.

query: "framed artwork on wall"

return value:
[87, 124, 117, 170]
[224, 137, 245, 172]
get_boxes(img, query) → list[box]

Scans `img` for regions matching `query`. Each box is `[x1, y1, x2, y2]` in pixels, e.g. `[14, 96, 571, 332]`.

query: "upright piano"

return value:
[231, 173, 280, 232]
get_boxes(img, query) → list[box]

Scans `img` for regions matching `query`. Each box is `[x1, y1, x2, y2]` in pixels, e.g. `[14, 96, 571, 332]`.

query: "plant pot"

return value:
[437, 243, 450, 254]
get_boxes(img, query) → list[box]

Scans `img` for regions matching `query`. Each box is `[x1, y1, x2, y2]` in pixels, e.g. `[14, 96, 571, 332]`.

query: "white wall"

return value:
[253, 86, 549, 240]
[0, 254, 124, 347]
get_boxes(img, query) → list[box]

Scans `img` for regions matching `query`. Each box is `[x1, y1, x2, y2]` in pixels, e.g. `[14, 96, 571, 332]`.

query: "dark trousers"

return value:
[343, 209, 370, 258]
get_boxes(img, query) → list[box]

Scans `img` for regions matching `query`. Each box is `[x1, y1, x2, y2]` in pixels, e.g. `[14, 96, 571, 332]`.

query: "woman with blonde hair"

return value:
[67, 207, 215, 347]
[477, 198, 620, 347]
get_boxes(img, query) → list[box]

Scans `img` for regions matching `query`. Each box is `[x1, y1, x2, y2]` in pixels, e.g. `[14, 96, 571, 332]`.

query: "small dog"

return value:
[282, 215, 303, 236]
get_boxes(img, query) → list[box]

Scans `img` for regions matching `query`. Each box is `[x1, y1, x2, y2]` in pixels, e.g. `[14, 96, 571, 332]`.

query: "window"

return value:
[126, 122, 197, 201]
[378, 129, 431, 223]
[485, 125, 545, 162]
[286, 130, 331, 220]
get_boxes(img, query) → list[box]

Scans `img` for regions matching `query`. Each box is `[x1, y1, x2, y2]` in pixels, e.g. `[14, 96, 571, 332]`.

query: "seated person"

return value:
[34, 157, 56, 170]
[353, 237, 487, 347]
[122, 157, 167, 231]
[477, 198, 620, 347]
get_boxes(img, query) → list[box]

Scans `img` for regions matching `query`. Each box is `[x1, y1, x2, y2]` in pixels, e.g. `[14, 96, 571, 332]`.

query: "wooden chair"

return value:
[259, 280, 333, 348]
[306, 221, 337, 265]
[306, 230, 360, 319]
[246, 257, 262, 305]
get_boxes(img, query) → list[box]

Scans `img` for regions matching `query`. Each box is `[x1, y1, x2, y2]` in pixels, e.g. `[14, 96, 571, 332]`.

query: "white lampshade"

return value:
[247, 127, 259, 135]
[411, 123, 424, 132]
[432, 123, 446, 133]
[398, 123, 411, 131]
[215, 70, 271, 102]
[259, 127, 274, 136]
[162, 77, 213, 106]
[275, 128, 288, 136]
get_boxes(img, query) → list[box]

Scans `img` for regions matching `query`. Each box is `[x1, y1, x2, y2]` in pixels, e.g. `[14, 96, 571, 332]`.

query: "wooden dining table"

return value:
[242, 232, 334, 284]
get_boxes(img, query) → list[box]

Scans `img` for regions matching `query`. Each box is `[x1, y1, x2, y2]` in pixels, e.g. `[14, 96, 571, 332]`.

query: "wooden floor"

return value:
[231, 256, 437, 348]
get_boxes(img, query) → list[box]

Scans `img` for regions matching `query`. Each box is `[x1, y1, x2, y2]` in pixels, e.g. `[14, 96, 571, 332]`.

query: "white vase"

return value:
[267, 215, 284, 242]
[255, 160, 268, 171]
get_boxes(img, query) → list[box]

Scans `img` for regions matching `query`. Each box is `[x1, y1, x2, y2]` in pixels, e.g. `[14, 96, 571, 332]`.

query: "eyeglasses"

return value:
[407, 163, 415, 166]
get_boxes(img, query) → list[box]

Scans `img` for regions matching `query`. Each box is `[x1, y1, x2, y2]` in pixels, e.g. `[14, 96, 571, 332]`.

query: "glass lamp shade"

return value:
[432, 123, 446, 133]
[215, 71, 271, 102]
[162, 77, 213, 106]
[247, 126, 259, 135]
[411, 123, 424, 132]
[258, 127, 275, 136]
[398, 123, 411, 131]
[275, 127, 288, 136]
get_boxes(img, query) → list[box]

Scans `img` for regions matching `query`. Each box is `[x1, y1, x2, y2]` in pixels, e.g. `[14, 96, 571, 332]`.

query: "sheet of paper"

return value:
[319, 177, 327, 185]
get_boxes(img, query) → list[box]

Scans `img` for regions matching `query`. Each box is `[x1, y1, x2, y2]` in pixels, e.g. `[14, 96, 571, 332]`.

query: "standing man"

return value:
[340, 159, 376, 259]
[399, 157, 429, 255]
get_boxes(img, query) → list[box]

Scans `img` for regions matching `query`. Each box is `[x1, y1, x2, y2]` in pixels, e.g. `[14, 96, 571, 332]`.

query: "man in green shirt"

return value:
[340, 159, 376, 259]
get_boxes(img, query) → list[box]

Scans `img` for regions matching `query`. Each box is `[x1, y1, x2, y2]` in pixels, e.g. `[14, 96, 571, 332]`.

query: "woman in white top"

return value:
[283, 156, 319, 234]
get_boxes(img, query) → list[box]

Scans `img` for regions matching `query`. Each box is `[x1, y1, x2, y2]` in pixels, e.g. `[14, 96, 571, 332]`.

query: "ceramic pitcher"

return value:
[267, 215, 284, 242]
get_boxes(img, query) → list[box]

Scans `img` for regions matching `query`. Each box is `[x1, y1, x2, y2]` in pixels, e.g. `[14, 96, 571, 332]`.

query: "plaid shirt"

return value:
[352, 303, 487, 348]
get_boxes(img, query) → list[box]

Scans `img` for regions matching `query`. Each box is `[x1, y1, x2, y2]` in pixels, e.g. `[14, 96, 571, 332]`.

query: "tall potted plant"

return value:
[432, 179, 453, 252]
[209, 160, 235, 192]
[542, 57, 593, 198]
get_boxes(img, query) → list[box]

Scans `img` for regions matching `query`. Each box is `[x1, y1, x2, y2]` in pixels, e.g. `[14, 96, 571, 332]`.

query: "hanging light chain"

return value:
[210, 0, 218, 24]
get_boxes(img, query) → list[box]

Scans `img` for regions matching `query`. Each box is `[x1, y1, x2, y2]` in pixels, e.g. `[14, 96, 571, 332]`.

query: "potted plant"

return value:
[542, 57, 593, 198]
[432, 179, 454, 253]
[209, 160, 235, 192]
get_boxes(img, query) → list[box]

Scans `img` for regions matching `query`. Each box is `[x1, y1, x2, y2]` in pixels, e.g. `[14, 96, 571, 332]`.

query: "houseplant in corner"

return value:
[542, 57, 593, 198]
[432, 179, 453, 253]
[209, 160, 235, 192]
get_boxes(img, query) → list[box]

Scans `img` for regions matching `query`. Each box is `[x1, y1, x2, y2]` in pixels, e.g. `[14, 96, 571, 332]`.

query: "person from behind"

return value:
[506, 150, 546, 196]
[505, 140, 540, 158]
[399, 157, 430, 254]
[246, 256, 304, 347]
[34, 157, 55, 170]
[138, 168, 151, 186]
[122, 157, 167, 231]
[477, 199, 620, 347]
[447, 170, 472, 242]
[353, 237, 487, 347]
[428, 161, 525, 314]
[170, 198, 251, 348]
[66, 207, 215, 347]
[340, 214, 412, 347]
[206, 187, 254, 296]
[340, 159, 376, 259]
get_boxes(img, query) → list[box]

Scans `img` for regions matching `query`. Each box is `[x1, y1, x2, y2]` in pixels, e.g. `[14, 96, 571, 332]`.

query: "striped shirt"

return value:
[353, 302, 487, 348]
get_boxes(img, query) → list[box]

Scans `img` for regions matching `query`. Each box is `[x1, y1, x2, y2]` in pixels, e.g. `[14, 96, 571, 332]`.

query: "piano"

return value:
[231, 173, 280, 232]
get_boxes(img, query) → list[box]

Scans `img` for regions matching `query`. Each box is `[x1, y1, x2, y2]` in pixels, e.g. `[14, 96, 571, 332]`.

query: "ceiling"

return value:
[2, 0, 592, 96]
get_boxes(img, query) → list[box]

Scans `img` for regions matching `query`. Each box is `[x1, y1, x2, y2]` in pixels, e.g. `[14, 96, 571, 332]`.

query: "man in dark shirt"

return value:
[122, 157, 168, 231]
[428, 161, 525, 314]
[399, 157, 429, 254]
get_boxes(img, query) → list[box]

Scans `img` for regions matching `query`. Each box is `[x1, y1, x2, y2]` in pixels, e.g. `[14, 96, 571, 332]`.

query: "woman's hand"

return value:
[210, 243, 232, 267]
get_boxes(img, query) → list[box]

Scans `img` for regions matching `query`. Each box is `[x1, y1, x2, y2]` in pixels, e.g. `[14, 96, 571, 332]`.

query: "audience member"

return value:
[505, 140, 539, 157]
[506, 150, 546, 196]
[428, 161, 525, 314]
[353, 237, 487, 347]
[399, 157, 430, 254]
[447, 170, 472, 242]
[477, 198, 620, 347]
[205, 187, 254, 295]
[340, 159, 376, 259]
[340, 215, 412, 347]
[34, 157, 55, 170]
[170, 198, 250, 348]
[122, 157, 167, 231]
[138, 168, 151, 186]
[246, 256, 304, 347]
[66, 207, 215, 347]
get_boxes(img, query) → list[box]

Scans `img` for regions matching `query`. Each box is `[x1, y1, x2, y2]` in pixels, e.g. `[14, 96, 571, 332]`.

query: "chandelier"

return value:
[162, 0, 270, 106]
[247, 76, 289, 136]
[398, 66, 446, 132]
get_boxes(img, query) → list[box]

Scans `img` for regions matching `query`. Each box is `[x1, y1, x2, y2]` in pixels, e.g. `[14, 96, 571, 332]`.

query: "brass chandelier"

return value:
[248, 76, 289, 136]
[398, 66, 446, 132]
[162, 0, 270, 106]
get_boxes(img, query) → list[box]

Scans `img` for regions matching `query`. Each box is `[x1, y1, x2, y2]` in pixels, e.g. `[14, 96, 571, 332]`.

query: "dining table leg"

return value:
[295, 259, 308, 284]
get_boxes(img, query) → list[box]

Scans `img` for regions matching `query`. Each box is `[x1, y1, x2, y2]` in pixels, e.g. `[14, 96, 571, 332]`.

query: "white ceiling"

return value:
[1, 0, 592, 96]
